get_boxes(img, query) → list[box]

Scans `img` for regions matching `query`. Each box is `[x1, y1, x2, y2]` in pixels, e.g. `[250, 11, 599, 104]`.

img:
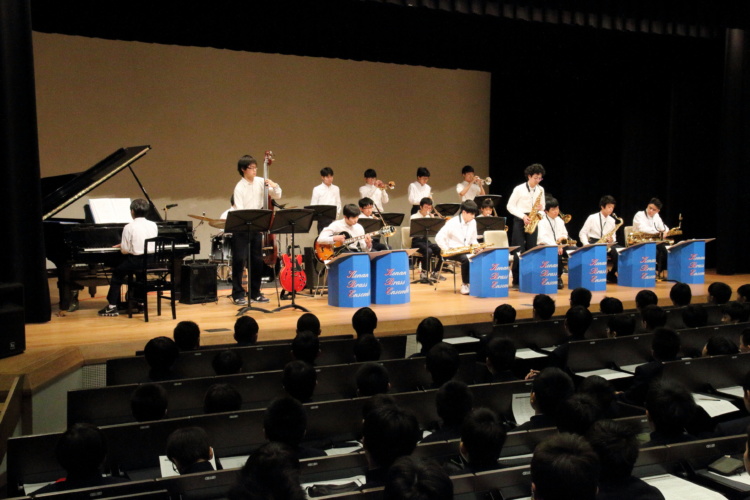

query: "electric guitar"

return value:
[313, 225, 395, 263]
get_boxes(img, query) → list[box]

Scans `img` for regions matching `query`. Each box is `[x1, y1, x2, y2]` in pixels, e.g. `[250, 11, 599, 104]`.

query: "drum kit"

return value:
[189, 214, 232, 281]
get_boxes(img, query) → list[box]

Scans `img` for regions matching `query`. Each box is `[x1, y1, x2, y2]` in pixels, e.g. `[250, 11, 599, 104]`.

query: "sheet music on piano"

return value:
[89, 198, 133, 223]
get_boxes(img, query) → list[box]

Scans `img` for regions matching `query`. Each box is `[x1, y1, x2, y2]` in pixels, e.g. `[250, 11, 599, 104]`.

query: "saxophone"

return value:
[441, 242, 495, 257]
[524, 191, 544, 234]
[596, 213, 623, 244]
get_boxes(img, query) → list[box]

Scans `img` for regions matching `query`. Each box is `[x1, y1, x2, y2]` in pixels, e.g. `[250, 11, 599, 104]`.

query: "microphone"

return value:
[165, 204, 178, 209]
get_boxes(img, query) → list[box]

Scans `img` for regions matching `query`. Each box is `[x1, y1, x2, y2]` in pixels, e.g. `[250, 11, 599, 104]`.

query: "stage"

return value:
[3, 271, 747, 393]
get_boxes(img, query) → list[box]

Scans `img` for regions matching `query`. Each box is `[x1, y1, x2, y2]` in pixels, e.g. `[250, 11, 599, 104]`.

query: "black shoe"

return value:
[233, 297, 248, 306]
[98, 305, 119, 317]
[558, 279, 564, 290]
[606, 272, 618, 284]
[253, 295, 270, 303]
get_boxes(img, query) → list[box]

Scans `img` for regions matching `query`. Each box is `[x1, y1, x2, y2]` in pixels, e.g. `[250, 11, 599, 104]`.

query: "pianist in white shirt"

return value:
[99, 198, 158, 317]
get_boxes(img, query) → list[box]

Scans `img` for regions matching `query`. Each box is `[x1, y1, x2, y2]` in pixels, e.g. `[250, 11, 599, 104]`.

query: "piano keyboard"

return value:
[83, 244, 192, 253]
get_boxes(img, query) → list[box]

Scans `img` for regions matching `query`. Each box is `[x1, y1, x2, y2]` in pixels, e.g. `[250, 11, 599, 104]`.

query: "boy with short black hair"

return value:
[642, 380, 698, 447]
[641, 304, 667, 332]
[632, 197, 671, 278]
[359, 168, 389, 212]
[362, 406, 421, 488]
[708, 281, 733, 304]
[622, 328, 680, 407]
[493, 304, 516, 324]
[318, 203, 372, 255]
[635, 289, 658, 310]
[414, 316, 444, 357]
[353, 334, 381, 362]
[531, 433, 600, 500]
[426, 342, 460, 388]
[421, 381, 473, 443]
[263, 397, 326, 459]
[166, 427, 216, 475]
[407, 167, 432, 214]
[130, 383, 168, 422]
[514, 367, 574, 431]
[600, 296, 624, 314]
[447, 408, 507, 473]
[536, 196, 572, 289]
[356, 362, 390, 397]
[607, 313, 636, 338]
[234, 315, 259, 345]
[533, 294, 556, 320]
[282, 360, 316, 403]
[669, 282, 692, 307]
[352, 306, 378, 337]
[507, 164, 546, 286]
[204, 383, 242, 414]
[173, 321, 200, 351]
[435, 200, 479, 295]
[310, 166, 341, 232]
[411, 197, 445, 282]
[682, 304, 708, 328]
[578, 194, 620, 284]
[456, 165, 486, 201]
[358, 197, 389, 251]
[296, 312, 321, 336]
[291, 331, 320, 365]
[569, 287, 592, 309]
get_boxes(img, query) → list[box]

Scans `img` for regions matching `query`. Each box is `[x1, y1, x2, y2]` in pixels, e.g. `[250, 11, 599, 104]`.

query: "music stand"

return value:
[358, 218, 383, 234]
[225, 209, 274, 315]
[475, 216, 507, 236]
[268, 209, 315, 312]
[435, 203, 460, 218]
[304, 205, 337, 232]
[474, 195, 503, 216]
[409, 218, 446, 284]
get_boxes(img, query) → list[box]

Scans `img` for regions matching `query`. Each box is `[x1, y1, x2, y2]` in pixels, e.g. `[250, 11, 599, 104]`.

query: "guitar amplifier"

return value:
[180, 263, 218, 304]
[303, 246, 327, 292]
[0, 283, 25, 359]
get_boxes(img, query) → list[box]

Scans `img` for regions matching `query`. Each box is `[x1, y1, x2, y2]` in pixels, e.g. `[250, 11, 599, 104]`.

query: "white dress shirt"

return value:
[318, 218, 370, 252]
[233, 177, 281, 210]
[359, 184, 389, 211]
[456, 181, 482, 201]
[121, 217, 158, 255]
[436, 216, 478, 251]
[537, 215, 568, 246]
[632, 211, 668, 234]
[579, 212, 618, 244]
[408, 181, 432, 205]
[507, 182, 545, 220]
[311, 182, 342, 216]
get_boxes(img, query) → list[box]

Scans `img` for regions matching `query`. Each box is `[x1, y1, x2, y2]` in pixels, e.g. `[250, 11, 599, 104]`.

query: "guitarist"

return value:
[318, 204, 372, 256]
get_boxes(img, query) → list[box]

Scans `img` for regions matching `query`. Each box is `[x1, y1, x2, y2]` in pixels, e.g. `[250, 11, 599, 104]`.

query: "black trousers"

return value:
[511, 215, 538, 285]
[446, 254, 471, 284]
[232, 231, 263, 299]
[107, 254, 144, 305]
[412, 237, 442, 273]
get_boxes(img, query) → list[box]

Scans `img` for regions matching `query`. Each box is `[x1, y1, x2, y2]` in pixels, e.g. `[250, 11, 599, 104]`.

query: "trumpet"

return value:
[473, 176, 492, 186]
[376, 180, 396, 190]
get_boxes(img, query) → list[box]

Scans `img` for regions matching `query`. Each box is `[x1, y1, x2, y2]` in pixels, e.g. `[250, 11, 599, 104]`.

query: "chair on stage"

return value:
[483, 230, 509, 248]
[127, 237, 177, 322]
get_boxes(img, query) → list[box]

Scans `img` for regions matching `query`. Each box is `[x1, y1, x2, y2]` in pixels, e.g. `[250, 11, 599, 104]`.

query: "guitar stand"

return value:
[269, 209, 315, 313]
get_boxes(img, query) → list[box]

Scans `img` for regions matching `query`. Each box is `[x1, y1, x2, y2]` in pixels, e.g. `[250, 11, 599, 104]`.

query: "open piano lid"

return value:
[41, 145, 151, 220]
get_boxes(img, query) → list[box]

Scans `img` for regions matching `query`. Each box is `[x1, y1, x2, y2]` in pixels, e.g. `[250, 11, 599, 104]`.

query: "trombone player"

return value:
[536, 196, 575, 290]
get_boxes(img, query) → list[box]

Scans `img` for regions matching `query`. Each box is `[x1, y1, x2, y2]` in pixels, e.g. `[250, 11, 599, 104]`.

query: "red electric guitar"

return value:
[280, 252, 306, 292]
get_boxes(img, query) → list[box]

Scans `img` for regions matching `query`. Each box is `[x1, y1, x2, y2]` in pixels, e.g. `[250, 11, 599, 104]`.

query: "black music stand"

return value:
[304, 205, 337, 233]
[358, 218, 383, 234]
[475, 216, 507, 236]
[474, 195, 503, 215]
[409, 218, 446, 284]
[377, 213, 404, 249]
[225, 209, 274, 315]
[435, 203, 460, 218]
[270, 209, 315, 313]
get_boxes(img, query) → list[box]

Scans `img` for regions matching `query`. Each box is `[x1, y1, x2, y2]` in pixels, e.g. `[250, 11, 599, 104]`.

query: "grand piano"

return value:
[42, 146, 200, 311]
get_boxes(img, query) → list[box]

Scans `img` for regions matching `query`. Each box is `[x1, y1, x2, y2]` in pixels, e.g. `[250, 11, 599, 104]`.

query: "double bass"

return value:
[262, 151, 279, 269]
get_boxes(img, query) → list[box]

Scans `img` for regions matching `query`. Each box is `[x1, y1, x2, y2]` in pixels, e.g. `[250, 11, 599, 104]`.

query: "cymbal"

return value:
[188, 214, 216, 222]
[209, 219, 226, 229]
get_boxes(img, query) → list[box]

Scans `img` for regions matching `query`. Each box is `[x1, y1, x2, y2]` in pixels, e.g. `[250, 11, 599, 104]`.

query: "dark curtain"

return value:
[0, 0, 51, 322]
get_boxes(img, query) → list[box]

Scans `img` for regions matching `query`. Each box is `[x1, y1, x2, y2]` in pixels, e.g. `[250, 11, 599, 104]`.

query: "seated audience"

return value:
[166, 426, 218, 474]
[291, 330, 320, 365]
[635, 289, 658, 311]
[740, 328, 750, 353]
[578, 375, 619, 419]
[493, 304, 516, 325]
[702, 335, 740, 357]
[682, 304, 708, 328]
[555, 393, 602, 436]
[669, 282, 692, 307]
[599, 296, 624, 315]
[361, 405, 421, 488]
[282, 360, 317, 403]
[708, 281, 732, 305]
[530, 433, 600, 500]
[723, 301, 750, 323]
[426, 342, 460, 388]
[588, 419, 665, 500]
[130, 383, 168, 422]
[228, 442, 306, 500]
[606, 313, 636, 338]
[234, 316, 259, 346]
[549, 306, 592, 371]
[715, 370, 750, 436]
[353, 334, 381, 362]
[569, 287, 592, 309]
[533, 294, 556, 320]
[446, 407, 507, 474]
[481, 337, 518, 383]
[422, 381, 473, 443]
[352, 307, 378, 337]
[263, 397, 326, 459]
[642, 380, 698, 447]
[34, 423, 129, 494]
[621, 327, 680, 406]
[212, 349, 243, 375]
[355, 362, 390, 397]
[296, 312, 321, 336]
[173, 320, 200, 351]
[738, 284, 750, 303]
[144, 336, 179, 382]
[413, 316, 444, 357]
[640, 304, 667, 332]
[384, 456, 453, 500]
[513, 367, 574, 431]
[204, 383, 242, 414]
[361, 393, 398, 420]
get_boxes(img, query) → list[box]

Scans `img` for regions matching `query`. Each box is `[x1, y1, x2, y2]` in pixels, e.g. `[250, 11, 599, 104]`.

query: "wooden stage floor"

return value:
[5, 271, 749, 392]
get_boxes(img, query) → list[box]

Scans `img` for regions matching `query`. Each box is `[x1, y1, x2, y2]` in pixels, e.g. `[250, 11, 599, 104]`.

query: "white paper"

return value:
[301, 475, 366, 491]
[708, 470, 750, 486]
[716, 386, 745, 399]
[643, 473, 726, 499]
[575, 368, 633, 381]
[159, 454, 218, 477]
[512, 393, 534, 426]
[619, 363, 645, 373]
[219, 455, 249, 470]
[693, 394, 740, 418]
[444, 336, 480, 345]
[89, 198, 133, 223]
[324, 444, 363, 456]
[516, 348, 548, 359]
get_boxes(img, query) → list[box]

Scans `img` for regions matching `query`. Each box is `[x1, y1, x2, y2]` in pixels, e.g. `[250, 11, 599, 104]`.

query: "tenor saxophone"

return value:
[524, 191, 544, 234]
[597, 213, 623, 244]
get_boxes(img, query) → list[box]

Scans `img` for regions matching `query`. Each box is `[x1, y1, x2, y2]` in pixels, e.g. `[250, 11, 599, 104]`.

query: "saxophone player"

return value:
[507, 163, 545, 287]
[632, 198, 669, 278]
[579, 195, 621, 284]
[435, 201, 479, 295]
[537, 197, 574, 290]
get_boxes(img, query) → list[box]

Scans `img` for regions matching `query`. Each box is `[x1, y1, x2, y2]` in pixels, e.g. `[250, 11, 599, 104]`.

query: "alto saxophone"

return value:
[597, 213, 623, 244]
[524, 191, 544, 234]
[441, 242, 495, 257]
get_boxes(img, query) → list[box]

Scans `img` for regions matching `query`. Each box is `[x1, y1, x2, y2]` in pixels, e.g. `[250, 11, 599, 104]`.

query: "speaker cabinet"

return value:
[0, 283, 25, 359]
[180, 263, 218, 304]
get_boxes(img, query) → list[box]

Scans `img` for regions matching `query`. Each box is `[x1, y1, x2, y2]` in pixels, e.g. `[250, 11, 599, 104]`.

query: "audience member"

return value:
[282, 360, 317, 403]
[212, 349, 243, 375]
[263, 397, 326, 459]
[738, 284, 750, 303]
[414, 316, 444, 356]
[549, 306, 592, 370]
[702, 335, 739, 357]
[204, 383, 242, 414]
[578, 375, 618, 419]
[447, 408, 507, 473]
[642, 380, 697, 447]
[352, 307, 378, 337]
[144, 336, 179, 382]
[173, 321, 200, 351]
[426, 342, 460, 388]
[635, 289, 658, 310]
[361, 405, 421, 488]
[296, 312, 321, 336]
[166, 427, 217, 474]
[740, 328, 750, 353]
[361, 393, 397, 420]
[130, 383, 168, 422]
[555, 393, 601, 436]
[530, 433, 599, 500]
[669, 282, 692, 307]
[34, 423, 129, 494]
[514, 367, 574, 431]
[422, 381, 473, 443]
[599, 296, 624, 314]
[355, 362, 390, 396]
[569, 287, 592, 309]
[708, 281, 732, 305]
[482, 337, 517, 383]
[622, 327, 680, 406]
[492, 304, 516, 324]
[384, 456, 453, 500]
[228, 442, 306, 500]
[234, 316, 259, 345]
[588, 419, 665, 500]
[606, 313, 636, 338]
[641, 304, 666, 332]
[533, 294, 556, 320]
[353, 334, 381, 362]
[715, 370, 750, 436]
[682, 304, 708, 328]
[291, 330, 320, 365]
[723, 301, 750, 323]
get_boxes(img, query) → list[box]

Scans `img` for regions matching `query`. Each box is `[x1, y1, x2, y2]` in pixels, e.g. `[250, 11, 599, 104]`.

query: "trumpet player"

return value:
[537, 197, 575, 290]
[632, 198, 669, 277]
[507, 163, 545, 287]
[359, 168, 390, 212]
[456, 165, 486, 201]
[435, 200, 479, 295]
[579, 195, 620, 284]
[408, 167, 433, 215]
